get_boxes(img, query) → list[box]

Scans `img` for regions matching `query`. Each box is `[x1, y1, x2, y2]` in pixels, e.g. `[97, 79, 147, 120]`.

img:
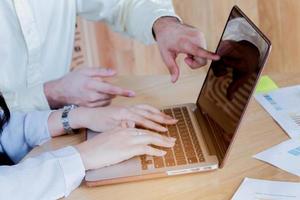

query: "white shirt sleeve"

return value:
[0, 111, 86, 199]
[0, 111, 52, 163]
[2, 84, 50, 113]
[76, 0, 180, 44]
[0, 147, 85, 200]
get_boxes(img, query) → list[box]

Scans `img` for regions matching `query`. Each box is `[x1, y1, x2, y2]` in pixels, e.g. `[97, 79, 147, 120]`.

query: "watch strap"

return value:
[61, 105, 78, 135]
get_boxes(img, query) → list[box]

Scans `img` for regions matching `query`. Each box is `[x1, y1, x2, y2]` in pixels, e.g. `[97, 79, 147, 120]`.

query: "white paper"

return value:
[255, 85, 300, 139]
[232, 178, 300, 200]
[254, 139, 300, 176]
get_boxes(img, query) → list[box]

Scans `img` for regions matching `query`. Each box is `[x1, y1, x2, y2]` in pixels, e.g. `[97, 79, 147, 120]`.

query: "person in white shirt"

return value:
[0, 94, 178, 199]
[0, 0, 220, 112]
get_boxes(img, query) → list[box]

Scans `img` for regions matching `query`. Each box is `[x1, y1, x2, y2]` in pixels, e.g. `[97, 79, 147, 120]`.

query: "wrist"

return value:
[153, 16, 181, 40]
[68, 107, 88, 130]
[44, 79, 65, 109]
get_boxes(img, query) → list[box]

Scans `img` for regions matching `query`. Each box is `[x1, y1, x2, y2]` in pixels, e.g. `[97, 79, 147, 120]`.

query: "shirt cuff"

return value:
[50, 146, 86, 197]
[3, 83, 50, 112]
[144, 11, 181, 44]
[24, 110, 53, 147]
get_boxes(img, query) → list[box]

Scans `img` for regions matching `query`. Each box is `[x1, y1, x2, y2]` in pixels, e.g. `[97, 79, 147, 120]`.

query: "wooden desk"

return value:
[28, 72, 300, 200]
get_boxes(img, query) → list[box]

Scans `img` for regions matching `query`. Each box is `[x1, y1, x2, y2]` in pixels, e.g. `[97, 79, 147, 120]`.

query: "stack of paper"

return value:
[255, 84, 300, 139]
[231, 77, 300, 200]
[254, 76, 300, 177]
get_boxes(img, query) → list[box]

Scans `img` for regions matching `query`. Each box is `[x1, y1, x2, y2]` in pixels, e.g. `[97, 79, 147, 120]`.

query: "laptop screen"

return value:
[197, 6, 271, 164]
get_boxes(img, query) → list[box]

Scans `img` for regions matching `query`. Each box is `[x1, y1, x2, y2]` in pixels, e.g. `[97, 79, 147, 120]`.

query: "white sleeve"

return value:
[0, 146, 85, 200]
[76, 0, 180, 44]
[0, 111, 52, 163]
[2, 84, 50, 112]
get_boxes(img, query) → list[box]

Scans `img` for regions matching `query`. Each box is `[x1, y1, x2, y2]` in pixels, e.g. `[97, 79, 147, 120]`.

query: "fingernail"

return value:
[171, 77, 176, 83]
[162, 127, 168, 132]
[165, 115, 173, 120]
[169, 137, 177, 142]
[159, 151, 167, 156]
[128, 91, 136, 97]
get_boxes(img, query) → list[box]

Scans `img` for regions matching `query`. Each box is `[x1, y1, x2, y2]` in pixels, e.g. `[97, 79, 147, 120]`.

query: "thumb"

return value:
[83, 67, 117, 77]
[162, 51, 180, 83]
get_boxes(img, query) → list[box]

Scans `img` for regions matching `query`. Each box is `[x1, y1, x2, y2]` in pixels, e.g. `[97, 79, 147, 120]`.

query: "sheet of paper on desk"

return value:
[255, 85, 300, 139]
[254, 139, 300, 176]
[231, 178, 300, 200]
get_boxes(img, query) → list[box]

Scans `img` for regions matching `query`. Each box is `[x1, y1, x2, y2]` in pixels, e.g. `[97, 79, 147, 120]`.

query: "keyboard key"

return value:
[140, 106, 205, 170]
[140, 155, 148, 170]
[153, 156, 165, 168]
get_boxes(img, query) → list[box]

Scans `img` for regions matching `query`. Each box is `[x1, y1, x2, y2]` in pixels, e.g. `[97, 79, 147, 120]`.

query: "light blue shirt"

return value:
[0, 111, 85, 200]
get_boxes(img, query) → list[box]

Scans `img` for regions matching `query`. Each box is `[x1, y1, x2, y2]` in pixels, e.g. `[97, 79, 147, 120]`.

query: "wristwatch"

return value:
[61, 105, 79, 135]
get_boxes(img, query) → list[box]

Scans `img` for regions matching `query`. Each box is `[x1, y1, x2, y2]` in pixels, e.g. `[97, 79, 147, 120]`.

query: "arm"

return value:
[76, 0, 179, 44]
[0, 111, 85, 199]
[76, 0, 219, 83]
[1, 111, 52, 163]
[0, 147, 85, 199]
[1, 103, 177, 162]
[2, 84, 50, 112]
[0, 104, 177, 198]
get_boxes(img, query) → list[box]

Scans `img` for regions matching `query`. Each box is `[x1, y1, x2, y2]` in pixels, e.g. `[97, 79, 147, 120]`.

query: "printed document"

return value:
[232, 178, 300, 200]
[255, 85, 300, 139]
[254, 139, 300, 176]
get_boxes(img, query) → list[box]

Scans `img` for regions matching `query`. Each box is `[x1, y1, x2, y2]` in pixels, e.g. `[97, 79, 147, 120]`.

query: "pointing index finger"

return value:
[91, 80, 136, 97]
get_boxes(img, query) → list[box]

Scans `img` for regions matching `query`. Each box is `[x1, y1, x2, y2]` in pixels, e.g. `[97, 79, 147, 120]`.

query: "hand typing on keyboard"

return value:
[74, 104, 178, 133]
[140, 107, 205, 170]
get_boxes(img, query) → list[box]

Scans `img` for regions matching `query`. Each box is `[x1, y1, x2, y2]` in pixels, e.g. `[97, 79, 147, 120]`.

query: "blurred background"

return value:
[72, 0, 300, 76]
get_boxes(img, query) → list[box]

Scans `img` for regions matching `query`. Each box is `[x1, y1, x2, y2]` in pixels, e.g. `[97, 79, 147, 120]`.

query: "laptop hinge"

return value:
[193, 106, 225, 163]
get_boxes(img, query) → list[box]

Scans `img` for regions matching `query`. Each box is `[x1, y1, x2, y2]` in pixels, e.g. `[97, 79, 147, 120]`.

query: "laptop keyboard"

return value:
[140, 107, 205, 170]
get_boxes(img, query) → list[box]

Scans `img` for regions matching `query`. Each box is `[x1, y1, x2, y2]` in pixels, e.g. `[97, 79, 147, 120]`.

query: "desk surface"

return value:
[28, 72, 300, 200]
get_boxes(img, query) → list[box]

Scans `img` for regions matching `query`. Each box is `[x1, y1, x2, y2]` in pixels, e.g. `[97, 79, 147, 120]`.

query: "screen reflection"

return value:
[197, 11, 269, 153]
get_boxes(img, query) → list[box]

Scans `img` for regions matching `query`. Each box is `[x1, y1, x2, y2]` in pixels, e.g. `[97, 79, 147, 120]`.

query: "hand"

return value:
[75, 128, 176, 170]
[69, 104, 178, 133]
[153, 17, 220, 83]
[44, 67, 136, 108]
[211, 40, 260, 100]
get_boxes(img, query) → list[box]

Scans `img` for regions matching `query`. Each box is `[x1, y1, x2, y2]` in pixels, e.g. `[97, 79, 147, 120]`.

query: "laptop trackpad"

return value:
[85, 131, 142, 181]
[85, 157, 142, 181]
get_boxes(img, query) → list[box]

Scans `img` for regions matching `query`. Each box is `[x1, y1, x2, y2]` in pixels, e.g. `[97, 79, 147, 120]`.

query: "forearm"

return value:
[77, 0, 180, 44]
[1, 111, 52, 163]
[2, 84, 50, 112]
[44, 79, 65, 109]
[0, 147, 85, 199]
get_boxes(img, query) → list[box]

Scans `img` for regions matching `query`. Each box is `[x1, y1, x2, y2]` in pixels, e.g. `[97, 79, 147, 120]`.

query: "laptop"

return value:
[85, 5, 272, 186]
